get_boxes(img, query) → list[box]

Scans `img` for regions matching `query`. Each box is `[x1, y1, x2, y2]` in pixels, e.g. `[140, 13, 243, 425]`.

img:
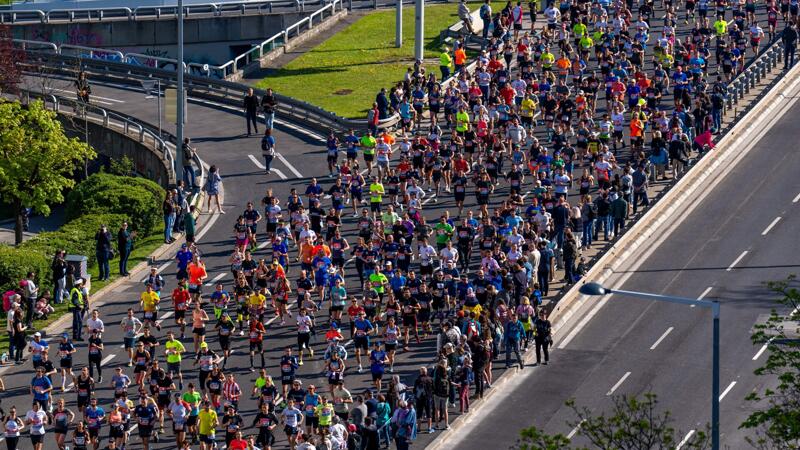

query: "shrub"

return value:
[65, 173, 165, 235]
[0, 245, 52, 293]
[21, 213, 128, 267]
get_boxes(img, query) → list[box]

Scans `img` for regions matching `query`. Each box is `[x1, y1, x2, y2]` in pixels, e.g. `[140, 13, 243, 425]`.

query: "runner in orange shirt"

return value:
[187, 255, 208, 304]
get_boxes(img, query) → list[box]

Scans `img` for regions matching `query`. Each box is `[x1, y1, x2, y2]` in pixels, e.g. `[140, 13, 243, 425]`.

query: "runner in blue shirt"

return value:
[369, 341, 388, 392]
[84, 398, 105, 446]
[30, 368, 53, 409]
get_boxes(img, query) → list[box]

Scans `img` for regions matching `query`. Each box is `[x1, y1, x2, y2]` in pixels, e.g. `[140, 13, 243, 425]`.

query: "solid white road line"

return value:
[793, 192, 800, 203]
[272, 169, 289, 180]
[422, 194, 437, 205]
[676, 430, 696, 449]
[753, 342, 769, 361]
[249, 154, 265, 169]
[195, 211, 221, 242]
[100, 354, 116, 365]
[205, 273, 226, 286]
[606, 371, 631, 396]
[726, 251, 748, 271]
[557, 295, 610, 349]
[277, 153, 303, 178]
[257, 240, 271, 249]
[761, 216, 782, 235]
[697, 287, 713, 299]
[649, 327, 674, 350]
[719, 381, 737, 401]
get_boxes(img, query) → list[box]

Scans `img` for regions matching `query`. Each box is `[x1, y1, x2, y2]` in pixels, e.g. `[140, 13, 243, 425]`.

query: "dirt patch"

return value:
[333, 89, 353, 95]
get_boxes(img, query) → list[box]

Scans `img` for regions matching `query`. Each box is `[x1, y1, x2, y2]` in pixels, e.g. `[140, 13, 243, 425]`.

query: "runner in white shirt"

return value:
[375, 138, 392, 180]
[25, 403, 48, 450]
[417, 241, 438, 276]
[85, 310, 105, 336]
[439, 242, 459, 269]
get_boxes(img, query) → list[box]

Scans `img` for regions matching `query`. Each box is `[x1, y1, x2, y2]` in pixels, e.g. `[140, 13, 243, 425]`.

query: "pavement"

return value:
[3, 3, 786, 450]
[436, 69, 800, 450]
[0, 206, 65, 245]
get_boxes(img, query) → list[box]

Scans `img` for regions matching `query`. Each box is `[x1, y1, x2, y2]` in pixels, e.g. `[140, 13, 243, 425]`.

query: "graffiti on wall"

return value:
[29, 26, 104, 46]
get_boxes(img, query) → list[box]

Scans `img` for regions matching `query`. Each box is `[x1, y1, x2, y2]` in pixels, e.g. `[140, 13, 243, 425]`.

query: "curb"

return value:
[425, 62, 800, 450]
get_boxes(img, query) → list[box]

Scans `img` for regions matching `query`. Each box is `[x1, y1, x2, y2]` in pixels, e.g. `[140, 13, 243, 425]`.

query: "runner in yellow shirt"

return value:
[140, 283, 161, 330]
[360, 131, 377, 176]
[198, 401, 218, 447]
[369, 178, 384, 219]
[520, 94, 537, 129]
[165, 330, 186, 389]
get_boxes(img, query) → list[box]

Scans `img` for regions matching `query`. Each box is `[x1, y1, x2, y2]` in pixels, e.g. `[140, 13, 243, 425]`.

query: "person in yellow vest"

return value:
[440, 46, 454, 80]
[70, 278, 86, 341]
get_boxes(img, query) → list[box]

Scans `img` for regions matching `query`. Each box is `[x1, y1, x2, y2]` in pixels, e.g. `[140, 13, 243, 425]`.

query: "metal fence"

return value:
[0, 0, 322, 24]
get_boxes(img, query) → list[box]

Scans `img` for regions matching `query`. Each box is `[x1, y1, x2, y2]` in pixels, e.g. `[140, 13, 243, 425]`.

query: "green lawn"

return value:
[0, 227, 164, 355]
[258, 2, 480, 119]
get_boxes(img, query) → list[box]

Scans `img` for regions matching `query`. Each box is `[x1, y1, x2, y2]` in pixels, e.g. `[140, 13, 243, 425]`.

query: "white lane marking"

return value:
[697, 287, 712, 300]
[557, 296, 610, 349]
[566, 420, 585, 439]
[676, 430, 695, 449]
[649, 327, 674, 350]
[195, 211, 221, 242]
[100, 354, 116, 365]
[274, 119, 327, 143]
[422, 194, 437, 205]
[793, 192, 800, 203]
[249, 154, 266, 169]
[606, 371, 631, 396]
[140, 261, 172, 282]
[130, 424, 138, 433]
[119, 332, 144, 348]
[726, 251, 748, 271]
[719, 381, 737, 401]
[155, 311, 174, 326]
[257, 240, 270, 249]
[276, 153, 303, 178]
[752, 342, 769, 360]
[761, 216, 781, 235]
[272, 169, 289, 180]
[205, 273, 226, 286]
[52, 88, 124, 103]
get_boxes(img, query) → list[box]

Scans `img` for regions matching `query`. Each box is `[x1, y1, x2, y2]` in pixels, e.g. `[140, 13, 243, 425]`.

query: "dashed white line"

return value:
[248, 154, 266, 169]
[726, 251, 748, 272]
[566, 420, 585, 439]
[100, 354, 116, 365]
[195, 211, 221, 242]
[422, 194, 437, 205]
[155, 311, 174, 326]
[761, 216, 781, 235]
[676, 430, 695, 449]
[276, 153, 303, 178]
[272, 169, 289, 180]
[719, 381, 737, 401]
[793, 192, 800, 203]
[693, 286, 713, 308]
[606, 371, 631, 396]
[752, 342, 769, 361]
[205, 273, 226, 286]
[649, 327, 674, 350]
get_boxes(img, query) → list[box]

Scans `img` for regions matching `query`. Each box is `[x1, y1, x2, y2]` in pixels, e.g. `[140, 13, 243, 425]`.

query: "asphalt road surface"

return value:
[442, 81, 800, 450]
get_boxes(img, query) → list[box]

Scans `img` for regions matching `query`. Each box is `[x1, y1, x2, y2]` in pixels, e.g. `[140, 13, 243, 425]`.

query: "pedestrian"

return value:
[182, 138, 197, 190]
[783, 22, 798, 68]
[244, 87, 260, 136]
[504, 312, 524, 369]
[20, 272, 38, 328]
[631, 165, 650, 214]
[610, 192, 629, 237]
[258, 87, 277, 127]
[203, 165, 225, 215]
[163, 191, 177, 244]
[117, 222, 134, 276]
[261, 129, 276, 174]
[533, 310, 552, 366]
[184, 205, 197, 244]
[51, 250, 68, 304]
[11, 303, 27, 363]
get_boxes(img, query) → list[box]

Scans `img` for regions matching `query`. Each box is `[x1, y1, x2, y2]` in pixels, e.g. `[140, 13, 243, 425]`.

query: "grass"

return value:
[0, 226, 165, 356]
[258, 2, 481, 119]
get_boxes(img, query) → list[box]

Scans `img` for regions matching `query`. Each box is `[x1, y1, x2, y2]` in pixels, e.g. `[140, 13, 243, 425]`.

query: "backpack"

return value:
[466, 320, 479, 339]
[261, 136, 275, 156]
[2, 291, 15, 312]
[480, 3, 491, 20]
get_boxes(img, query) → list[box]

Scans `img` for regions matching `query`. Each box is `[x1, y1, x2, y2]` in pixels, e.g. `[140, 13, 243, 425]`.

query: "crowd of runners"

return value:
[3, 0, 793, 448]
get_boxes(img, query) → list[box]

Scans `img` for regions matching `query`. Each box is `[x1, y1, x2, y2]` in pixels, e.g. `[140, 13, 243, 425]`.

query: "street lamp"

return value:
[578, 282, 721, 450]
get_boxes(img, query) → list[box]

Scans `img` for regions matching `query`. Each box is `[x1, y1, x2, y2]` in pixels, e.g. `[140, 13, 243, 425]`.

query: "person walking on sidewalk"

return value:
[94, 225, 113, 281]
[244, 88, 260, 136]
[182, 138, 197, 190]
[533, 310, 552, 366]
[51, 250, 68, 305]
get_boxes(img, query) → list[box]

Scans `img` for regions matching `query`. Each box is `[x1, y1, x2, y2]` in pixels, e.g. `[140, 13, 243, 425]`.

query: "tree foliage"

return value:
[0, 25, 24, 96]
[740, 275, 800, 450]
[0, 100, 96, 244]
[517, 394, 709, 450]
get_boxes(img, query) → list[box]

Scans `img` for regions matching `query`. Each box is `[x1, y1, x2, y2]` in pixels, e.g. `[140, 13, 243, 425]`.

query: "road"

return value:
[442, 75, 800, 450]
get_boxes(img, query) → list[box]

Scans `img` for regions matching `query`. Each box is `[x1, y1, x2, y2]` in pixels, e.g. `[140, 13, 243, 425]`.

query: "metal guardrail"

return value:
[0, 0, 319, 24]
[724, 40, 785, 114]
[11, 0, 343, 79]
[20, 89, 178, 185]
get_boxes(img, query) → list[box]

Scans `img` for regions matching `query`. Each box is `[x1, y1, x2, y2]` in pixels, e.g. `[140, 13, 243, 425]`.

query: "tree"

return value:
[516, 394, 710, 450]
[740, 276, 800, 450]
[0, 100, 96, 244]
[0, 25, 24, 96]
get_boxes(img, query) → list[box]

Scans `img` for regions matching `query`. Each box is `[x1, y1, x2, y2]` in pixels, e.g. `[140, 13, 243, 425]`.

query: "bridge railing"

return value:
[724, 40, 785, 120]
[1, 0, 321, 24]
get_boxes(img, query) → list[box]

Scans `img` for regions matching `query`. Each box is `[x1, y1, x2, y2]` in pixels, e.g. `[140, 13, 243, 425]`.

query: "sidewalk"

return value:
[0, 206, 65, 245]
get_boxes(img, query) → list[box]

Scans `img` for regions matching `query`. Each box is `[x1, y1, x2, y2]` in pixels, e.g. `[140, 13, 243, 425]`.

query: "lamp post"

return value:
[175, 0, 185, 183]
[578, 282, 720, 450]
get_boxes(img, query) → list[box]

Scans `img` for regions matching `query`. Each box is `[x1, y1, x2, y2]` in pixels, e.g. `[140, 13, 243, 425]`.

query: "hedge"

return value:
[0, 245, 52, 294]
[20, 213, 130, 267]
[65, 173, 165, 235]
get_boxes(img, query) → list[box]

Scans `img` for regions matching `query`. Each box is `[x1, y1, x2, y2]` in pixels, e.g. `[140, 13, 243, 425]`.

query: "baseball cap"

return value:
[33, 332, 41, 337]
